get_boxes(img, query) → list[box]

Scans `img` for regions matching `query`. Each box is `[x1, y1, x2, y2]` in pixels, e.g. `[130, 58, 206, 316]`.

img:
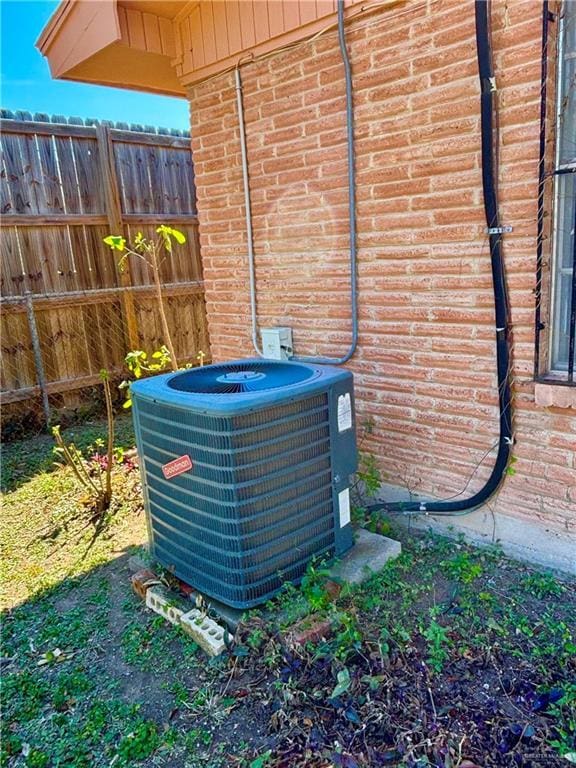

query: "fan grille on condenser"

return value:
[166, 361, 317, 394]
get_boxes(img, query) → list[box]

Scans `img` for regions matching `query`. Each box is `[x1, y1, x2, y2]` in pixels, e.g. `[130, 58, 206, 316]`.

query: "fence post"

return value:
[25, 292, 51, 429]
[96, 124, 139, 350]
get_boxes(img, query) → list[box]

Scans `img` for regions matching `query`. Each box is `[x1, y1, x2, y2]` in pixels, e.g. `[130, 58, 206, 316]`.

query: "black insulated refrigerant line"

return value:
[367, 0, 514, 517]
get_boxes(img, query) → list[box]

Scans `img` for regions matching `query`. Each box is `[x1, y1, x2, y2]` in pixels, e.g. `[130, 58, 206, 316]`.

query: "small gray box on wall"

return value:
[261, 327, 293, 360]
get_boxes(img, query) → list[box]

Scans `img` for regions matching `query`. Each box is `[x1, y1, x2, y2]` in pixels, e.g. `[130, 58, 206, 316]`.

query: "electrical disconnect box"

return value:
[261, 327, 293, 360]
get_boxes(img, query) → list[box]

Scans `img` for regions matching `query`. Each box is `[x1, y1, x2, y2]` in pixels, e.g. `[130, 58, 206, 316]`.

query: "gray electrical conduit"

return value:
[235, 0, 358, 364]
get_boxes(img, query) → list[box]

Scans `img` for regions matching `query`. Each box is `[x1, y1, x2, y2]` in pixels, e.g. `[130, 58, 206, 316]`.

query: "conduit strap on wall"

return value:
[367, 0, 514, 517]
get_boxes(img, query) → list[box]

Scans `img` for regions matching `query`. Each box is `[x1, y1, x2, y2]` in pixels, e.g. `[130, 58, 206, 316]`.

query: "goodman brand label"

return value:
[338, 488, 351, 528]
[162, 455, 193, 479]
[337, 393, 352, 432]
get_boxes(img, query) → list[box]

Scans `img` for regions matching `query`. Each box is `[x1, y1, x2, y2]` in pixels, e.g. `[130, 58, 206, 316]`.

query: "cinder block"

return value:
[131, 569, 161, 601]
[145, 586, 184, 626]
[180, 609, 227, 657]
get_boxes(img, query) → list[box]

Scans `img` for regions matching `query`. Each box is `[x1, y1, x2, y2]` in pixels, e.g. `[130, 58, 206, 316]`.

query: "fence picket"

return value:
[0, 116, 208, 433]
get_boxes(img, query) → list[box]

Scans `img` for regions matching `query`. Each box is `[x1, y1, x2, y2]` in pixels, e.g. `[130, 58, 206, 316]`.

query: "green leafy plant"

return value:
[350, 418, 384, 507]
[119, 340, 206, 410]
[250, 752, 273, 768]
[520, 571, 565, 599]
[546, 683, 576, 758]
[505, 454, 518, 476]
[330, 667, 351, 699]
[104, 226, 187, 371]
[116, 720, 160, 762]
[355, 508, 393, 536]
[52, 370, 115, 514]
[332, 610, 363, 661]
[120, 346, 172, 408]
[423, 618, 451, 673]
[356, 452, 383, 498]
[246, 627, 266, 651]
[300, 557, 332, 612]
[441, 552, 483, 584]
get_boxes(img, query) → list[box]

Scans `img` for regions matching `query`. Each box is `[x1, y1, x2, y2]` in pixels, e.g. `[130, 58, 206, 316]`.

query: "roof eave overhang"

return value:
[36, 0, 185, 98]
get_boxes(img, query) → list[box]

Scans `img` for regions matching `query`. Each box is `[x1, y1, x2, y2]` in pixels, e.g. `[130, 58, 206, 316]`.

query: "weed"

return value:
[246, 627, 266, 650]
[352, 452, 383, 507]
[121, 346, 172, 409]
[51, 669, 94, 711]
[51, 370, 115, 515]
[26, 751, 50, 768]
[249, 750, 273, 767]
[2, 671, 49, 722]
[300, 557, 332, 612]
[441, 552, 483, 584]
[121, 612, 198, 670]
[104, 226, 187, 372]
[331, 610, 363, 661]
[116, 719, 160, 763]
[166, 680, 191, 707]
[186, 687, 236, 724]
[520, 571, 565, 599]
[423, 618, 451, 673]
[184, 727, 214, 749]
[545, 683, 576, 757]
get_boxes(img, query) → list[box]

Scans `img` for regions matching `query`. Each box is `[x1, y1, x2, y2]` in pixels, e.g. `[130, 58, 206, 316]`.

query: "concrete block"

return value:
[145, 586, 185, 626]
[131, 569, 161, 601]
[329, 528, 401, 585]
[286, 615, 332, 647]
[197, 596, 244, 632]
[176, 577, 244, 631]
[180, 609, 227, 656]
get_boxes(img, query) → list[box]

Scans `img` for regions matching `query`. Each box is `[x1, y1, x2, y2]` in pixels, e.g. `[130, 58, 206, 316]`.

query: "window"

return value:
[550, 1, 576, 378]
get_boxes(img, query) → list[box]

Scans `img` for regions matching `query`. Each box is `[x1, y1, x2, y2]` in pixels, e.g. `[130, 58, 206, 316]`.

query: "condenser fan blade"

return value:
[167, 361, 317, 395]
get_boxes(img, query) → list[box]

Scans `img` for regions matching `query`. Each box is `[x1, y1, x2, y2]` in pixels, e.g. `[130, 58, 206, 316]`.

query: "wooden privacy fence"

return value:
[0, 112, 210, 433]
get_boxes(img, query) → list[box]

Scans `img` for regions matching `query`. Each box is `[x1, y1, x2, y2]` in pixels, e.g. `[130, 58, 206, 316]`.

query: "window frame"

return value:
[535, 0, 576, 387]
[549, 1, 576, 377]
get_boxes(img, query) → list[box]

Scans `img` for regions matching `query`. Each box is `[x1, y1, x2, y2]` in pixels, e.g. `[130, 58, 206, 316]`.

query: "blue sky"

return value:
[0, 0, 190, 130]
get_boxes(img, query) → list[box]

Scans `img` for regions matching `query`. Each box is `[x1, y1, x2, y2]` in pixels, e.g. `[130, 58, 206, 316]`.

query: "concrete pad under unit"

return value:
[329, 528, 402, 585]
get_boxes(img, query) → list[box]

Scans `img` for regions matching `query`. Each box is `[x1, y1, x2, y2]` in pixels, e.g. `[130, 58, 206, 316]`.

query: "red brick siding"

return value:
[189, 0, 576, 533]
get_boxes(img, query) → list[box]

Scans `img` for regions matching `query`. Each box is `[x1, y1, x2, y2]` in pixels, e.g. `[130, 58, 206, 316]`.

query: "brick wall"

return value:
[188, 0, 575, 553]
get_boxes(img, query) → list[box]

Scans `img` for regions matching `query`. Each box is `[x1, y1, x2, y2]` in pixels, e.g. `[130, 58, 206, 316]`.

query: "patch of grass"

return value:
[0, 425, 143, 610]
[2, 422, 576, 767]
[121, 615, 200, 671]
[2, 670, 50, 722]
[51, 668, 95, 711]
[0, 415, 136, 494]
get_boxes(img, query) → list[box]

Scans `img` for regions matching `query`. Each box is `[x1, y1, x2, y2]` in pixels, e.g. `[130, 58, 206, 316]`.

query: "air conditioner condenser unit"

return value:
[131, 359, 357, 608]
